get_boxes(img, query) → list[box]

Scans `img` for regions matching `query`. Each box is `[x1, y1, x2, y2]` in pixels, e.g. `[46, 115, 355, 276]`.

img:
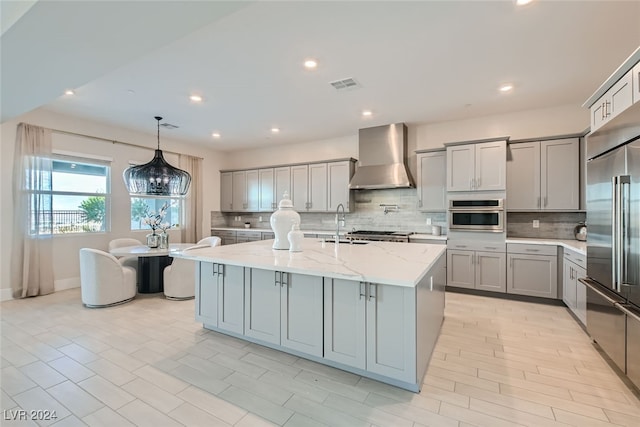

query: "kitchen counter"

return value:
[211, 226, 344, 235]
[409, 233, 447, 241]
[176, 238, 446, 287]
[506, 237, 586, 255]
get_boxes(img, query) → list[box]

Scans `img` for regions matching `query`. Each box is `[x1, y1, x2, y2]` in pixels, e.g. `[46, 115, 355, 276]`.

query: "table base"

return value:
[138, 256, 173, 293]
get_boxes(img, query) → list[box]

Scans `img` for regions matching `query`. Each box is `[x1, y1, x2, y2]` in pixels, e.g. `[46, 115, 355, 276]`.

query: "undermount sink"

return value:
[324, 239, 369, 245]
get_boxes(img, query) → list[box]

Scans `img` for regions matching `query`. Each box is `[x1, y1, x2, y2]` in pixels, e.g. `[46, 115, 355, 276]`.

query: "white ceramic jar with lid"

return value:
[270, 192, 301, 250]
[288, 223, 304, 252]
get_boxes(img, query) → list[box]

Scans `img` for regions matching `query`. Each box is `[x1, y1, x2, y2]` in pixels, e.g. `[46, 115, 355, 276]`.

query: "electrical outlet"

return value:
[426, 218, 432, 225]
[533, 220, 540, 229]
[238, 216, 242, 222]
[259, 216, 263, 222]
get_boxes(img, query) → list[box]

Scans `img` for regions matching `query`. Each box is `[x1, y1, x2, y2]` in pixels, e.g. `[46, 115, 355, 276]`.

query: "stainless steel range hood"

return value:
[349, 123, 414, 189]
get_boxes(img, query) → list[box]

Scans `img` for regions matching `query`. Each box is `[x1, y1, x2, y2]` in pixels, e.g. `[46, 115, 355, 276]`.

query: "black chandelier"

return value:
[123, 116, 191, 196]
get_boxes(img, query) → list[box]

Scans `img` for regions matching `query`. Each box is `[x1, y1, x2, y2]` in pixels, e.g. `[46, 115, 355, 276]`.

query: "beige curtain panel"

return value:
[11, 123, 55, 298]
[179, 154, 203, 244]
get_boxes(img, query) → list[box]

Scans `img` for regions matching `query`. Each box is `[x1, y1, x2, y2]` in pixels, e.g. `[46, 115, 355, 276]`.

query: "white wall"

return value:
[0, 108, 227, 300]
[225, 103, 590, 183]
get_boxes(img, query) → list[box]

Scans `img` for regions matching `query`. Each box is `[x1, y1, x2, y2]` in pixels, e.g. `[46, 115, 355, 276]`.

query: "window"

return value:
[46, 157, 110, 234]
[130, 197, 181, 231]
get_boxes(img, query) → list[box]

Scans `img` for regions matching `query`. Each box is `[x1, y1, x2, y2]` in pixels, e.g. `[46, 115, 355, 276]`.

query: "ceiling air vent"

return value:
[330, 77, 360, 91]
[160, 123, 179, 130]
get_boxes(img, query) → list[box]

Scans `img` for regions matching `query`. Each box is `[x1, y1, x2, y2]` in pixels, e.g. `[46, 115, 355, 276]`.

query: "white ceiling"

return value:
[2, 1, 640, 151]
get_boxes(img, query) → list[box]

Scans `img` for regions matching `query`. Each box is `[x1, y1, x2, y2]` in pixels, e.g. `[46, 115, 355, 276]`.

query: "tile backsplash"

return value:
[211, 190, 586, 240]
[506, 212, 586, 240]
[212, 188, 447, 235]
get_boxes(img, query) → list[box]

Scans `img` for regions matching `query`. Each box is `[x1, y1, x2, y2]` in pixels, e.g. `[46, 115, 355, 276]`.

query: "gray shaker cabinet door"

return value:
[280, 273, 323, 357]
[244, 268, 281, 345]
[217, 265, 245, 335]
[323, 279, 366, 370]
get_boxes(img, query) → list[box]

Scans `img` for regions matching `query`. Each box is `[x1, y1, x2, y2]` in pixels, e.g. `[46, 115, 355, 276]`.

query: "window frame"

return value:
[48, 154, 112, 235]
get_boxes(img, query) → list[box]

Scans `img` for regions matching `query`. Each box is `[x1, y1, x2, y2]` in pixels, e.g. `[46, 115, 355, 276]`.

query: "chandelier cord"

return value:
[155, 116, 162, 150]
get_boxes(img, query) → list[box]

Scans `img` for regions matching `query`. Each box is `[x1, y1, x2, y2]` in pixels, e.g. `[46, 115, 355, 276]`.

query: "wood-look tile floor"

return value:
[2, 289, 639, 426]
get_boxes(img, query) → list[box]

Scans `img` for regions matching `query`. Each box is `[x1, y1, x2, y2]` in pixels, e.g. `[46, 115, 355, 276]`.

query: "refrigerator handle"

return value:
[620, 175, 631, 288]
[612, 176, 619, 291]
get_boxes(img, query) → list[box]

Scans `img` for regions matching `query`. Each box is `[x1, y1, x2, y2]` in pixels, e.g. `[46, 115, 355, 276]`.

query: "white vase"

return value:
[270, 192, 300, 250]
[288, 223, 304, 252]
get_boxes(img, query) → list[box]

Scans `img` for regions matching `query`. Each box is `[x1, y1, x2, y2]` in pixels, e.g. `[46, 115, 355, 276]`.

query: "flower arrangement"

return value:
[143, 202, 168, 233]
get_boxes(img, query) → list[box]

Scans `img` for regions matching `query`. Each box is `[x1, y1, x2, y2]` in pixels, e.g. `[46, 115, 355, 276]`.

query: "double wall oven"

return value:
[448, 199, 504, 232]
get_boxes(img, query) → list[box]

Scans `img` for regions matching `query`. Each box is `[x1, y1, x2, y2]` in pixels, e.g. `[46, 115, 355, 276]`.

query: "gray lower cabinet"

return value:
[217, 264, 245, 334]
[323, 279, 366, 369]
[244, 268, 323, 357]
[507, 244, 557, 298]
[196, 262, 218, 326]
[195, 262, 244, 332]
[323, 279, 417, 384]
[562, 253, 587, 325]
[447, 249, 506, 292]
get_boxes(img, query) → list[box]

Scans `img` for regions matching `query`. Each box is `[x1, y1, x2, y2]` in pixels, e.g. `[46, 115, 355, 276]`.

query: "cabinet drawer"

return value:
[507, 243, 556, 256]
[563, 248, 586, 269]
[448, 241, 505, 252]
[237, 231, 262, 240]
[261, 232, 275, 240]
[211, 229, 237, 238]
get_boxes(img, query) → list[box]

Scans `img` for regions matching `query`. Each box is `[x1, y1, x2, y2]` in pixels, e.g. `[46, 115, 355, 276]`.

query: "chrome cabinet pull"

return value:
[368, 283, 376, 300]
[469, 179, 473, 190]
[359, 282, 366, 300]
[282, 272, 288, 288]
[525, 248, 540, 252]
[476, 178, 481, 189]
[537, 197, 541, 208]
[275, 271, 281, 287]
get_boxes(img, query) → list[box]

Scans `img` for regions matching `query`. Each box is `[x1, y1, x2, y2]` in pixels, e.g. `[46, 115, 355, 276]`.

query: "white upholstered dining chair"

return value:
[108, 238, 142, 270]
[197, 236, 222, 247]
[79, 248, 137, 307]
[163, 244, 209, 300]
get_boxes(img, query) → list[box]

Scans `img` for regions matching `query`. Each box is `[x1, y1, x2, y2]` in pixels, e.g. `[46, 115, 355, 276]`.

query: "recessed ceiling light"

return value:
[515, 0, 534, 6]
[499, 84, 514, 93]
[304, 59, 318, 69]
[212, 132, 221, 138]
[64, 90, 75, 96]
[362, 110, 373, 117]
[271, 127, 280, 133]
[190, 95, 203, 102]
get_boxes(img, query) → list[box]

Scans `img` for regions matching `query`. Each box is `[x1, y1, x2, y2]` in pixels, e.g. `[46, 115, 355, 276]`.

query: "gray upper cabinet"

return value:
[590, 69, 634, 133]
[507, 138, 579, 210]
[447, 140, 506, 192]
[258, 168, 275, 212]
[328, 160, 355, 212]
[220, 172, 233, 212]
[221, 159, 354, 213]
[416, 150, 446, 211]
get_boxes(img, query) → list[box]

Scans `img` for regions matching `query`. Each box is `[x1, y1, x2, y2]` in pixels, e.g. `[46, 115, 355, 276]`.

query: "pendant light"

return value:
[123, 116, 191, 196]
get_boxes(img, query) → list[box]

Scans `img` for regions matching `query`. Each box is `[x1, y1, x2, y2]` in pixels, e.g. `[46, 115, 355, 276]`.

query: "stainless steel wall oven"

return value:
[448, 199, 504, 232]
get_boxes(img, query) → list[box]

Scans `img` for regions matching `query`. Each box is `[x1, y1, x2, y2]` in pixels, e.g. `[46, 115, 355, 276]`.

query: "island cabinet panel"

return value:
[217, 265, 245, 334]
[323, 279, 366, 369]
[366, 283, 416, 383]
[280, 273, 323, 357]
[323, 279, 417, 384]
[244, 269, 281, 345]
[196, 262, 218, 326]
[244, 268, 324, 353]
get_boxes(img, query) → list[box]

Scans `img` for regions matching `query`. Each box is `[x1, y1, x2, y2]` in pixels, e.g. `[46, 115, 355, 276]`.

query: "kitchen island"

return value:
[174, 238, 446, 392]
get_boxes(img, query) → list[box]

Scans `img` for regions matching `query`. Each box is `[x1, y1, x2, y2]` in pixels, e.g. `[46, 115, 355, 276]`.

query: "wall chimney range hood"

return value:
[349, 123, 415, 189]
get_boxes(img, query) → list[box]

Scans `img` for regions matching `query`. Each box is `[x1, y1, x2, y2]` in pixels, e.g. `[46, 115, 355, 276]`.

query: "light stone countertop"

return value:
[211, 227, 344, 235]
[409, 234, 447, 241]
[506, 237, 586, 255]
[174, 238, 446, 287]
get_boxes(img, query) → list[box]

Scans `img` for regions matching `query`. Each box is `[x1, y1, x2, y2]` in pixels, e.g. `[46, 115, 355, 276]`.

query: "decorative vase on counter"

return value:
[146, 232, 159, 248]
[159, 231, 169, 249]
[288, 223, 304, 252]
[270, 192, 301, 250]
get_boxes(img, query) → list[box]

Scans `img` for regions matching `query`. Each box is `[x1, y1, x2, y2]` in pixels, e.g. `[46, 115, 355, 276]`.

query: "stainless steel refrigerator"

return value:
[584, 102, 640, 390]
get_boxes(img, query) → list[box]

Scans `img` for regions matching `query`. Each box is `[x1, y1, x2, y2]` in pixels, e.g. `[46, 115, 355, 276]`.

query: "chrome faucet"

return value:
[335, 203, 346, 241]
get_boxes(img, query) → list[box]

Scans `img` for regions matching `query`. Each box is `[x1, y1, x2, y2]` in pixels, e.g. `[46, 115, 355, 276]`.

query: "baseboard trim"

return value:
[0, 288, 14, 302]
[54, 277, 80, 292]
